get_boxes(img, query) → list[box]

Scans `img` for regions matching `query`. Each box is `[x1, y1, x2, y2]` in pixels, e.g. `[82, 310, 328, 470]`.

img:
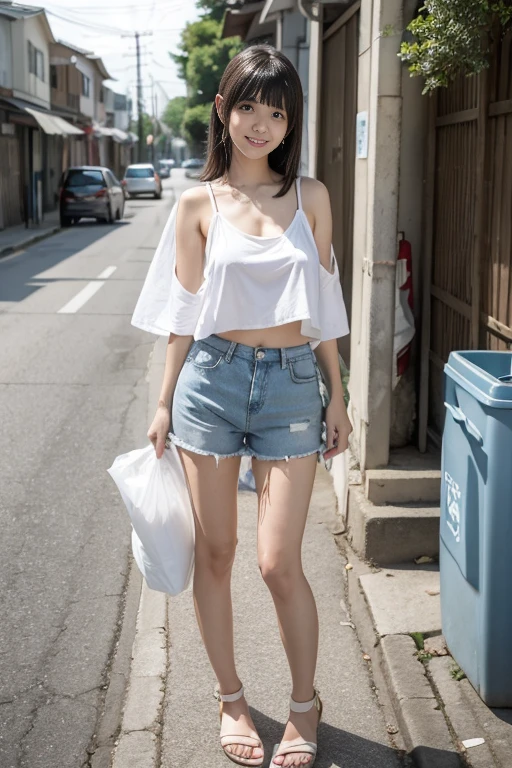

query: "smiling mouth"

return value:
[245, 136, 268, 145]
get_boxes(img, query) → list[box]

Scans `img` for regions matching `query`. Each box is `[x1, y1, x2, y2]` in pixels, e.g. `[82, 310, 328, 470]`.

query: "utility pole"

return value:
[135, 32, 143, 161]
[122, 30, 152, 162]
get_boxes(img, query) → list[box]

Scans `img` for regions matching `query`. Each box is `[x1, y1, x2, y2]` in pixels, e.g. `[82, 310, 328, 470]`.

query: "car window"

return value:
[125, 167, 154, 178]
[110, 172, 120, 186]
[66, 169, 106, 187]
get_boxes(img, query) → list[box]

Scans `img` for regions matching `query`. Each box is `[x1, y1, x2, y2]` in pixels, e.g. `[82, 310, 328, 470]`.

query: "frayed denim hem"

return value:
[168, 433, 324, 468]
[168, 432, 247, 468]
[247, 446, 324, 463]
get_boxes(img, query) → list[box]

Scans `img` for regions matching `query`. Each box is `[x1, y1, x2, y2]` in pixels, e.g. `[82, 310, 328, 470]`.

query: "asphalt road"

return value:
[0, 171, 194, 768]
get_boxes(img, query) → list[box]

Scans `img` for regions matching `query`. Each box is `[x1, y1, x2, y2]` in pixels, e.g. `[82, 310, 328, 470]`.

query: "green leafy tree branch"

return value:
[399, 1, 512, 92]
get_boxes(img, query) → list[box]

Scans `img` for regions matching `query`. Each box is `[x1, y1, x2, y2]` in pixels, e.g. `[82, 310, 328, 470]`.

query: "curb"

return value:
[0, 224, 61, 258]
[341, 538, 464, 768]
[112, 581, 168, 768]
[111, 582, 168, 768]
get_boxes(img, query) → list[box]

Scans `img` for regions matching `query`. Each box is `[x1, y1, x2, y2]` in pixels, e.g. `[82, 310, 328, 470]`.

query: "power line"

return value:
[43, 0, 186, 14]
[45, 9, 133, 35]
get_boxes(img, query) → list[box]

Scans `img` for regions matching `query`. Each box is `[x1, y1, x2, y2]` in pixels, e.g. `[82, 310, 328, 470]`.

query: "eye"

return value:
[239, 103, 253, 112]
[272, 111, 285, 120]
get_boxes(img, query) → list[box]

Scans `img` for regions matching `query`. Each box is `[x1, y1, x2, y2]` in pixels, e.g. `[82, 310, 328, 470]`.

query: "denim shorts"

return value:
[170, 335, 329, 463]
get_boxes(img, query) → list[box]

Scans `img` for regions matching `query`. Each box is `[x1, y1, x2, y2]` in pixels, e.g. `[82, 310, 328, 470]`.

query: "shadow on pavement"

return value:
[0, 220, 130, 304]
[250, 708, 409, 768]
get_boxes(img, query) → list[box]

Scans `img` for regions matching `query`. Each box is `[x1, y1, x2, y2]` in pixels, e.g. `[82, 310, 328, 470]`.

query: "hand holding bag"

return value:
[108, 443, 195, 595]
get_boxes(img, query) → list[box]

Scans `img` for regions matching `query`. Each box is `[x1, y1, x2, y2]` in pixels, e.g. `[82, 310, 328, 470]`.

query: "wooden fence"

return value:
[419, 33, 512, 448]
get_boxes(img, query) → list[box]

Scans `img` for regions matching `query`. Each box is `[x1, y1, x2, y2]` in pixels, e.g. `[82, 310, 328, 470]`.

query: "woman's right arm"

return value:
[147, 189, 207, 458]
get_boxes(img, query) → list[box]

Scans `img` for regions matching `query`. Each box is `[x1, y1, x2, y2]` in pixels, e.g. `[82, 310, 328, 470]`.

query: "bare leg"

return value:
[252, 455, 320, 768]
[180, 450, 263, 762]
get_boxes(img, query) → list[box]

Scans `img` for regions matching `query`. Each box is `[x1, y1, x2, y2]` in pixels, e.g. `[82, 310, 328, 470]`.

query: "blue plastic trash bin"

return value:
[441, 351, 512, 707]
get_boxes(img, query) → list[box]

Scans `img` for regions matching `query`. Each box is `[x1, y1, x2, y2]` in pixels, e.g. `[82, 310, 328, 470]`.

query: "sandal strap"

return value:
[289, 690, 319, 713]
[273, 740, 317, 758]
[221, 735, 262, 748]
[215, 683, 245, 703]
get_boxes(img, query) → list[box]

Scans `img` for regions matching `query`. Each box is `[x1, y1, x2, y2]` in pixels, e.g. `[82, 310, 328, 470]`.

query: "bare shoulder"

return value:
[299, 176, 330, 213]
[176, 185, 211, 232]
[178, 184, 211, 212]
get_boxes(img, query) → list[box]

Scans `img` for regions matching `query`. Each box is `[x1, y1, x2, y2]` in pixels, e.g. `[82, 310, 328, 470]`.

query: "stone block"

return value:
[365, 468, 441, 505]
[359, 567, 441, 636]
[348, 485, 440, 564]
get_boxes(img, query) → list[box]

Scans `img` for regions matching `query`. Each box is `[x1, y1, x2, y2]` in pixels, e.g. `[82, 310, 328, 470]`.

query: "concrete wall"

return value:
[11, 16, 51, 109]
[347, 0, 404, 471]
[280, 10, 310, 175]
[0, 17, 12, 89]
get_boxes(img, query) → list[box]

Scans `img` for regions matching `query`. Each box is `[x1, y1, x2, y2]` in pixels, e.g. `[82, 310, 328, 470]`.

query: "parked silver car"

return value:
[59, 166, 124, 226]
[123, 164, 162, 199]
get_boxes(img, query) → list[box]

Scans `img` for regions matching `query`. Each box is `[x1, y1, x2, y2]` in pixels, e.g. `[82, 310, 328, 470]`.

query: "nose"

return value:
[252, 117, 268, 134]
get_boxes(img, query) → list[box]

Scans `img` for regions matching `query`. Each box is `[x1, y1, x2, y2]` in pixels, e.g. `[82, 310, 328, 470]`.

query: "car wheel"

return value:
[154, 190, 162, 200]
[107, 204, 115, 224]
[116, 205, 123, 221]
[60, 214, 71, 227]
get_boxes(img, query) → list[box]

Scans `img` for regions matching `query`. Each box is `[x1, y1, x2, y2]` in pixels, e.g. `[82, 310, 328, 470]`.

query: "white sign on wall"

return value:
[356, 111, 368, 159]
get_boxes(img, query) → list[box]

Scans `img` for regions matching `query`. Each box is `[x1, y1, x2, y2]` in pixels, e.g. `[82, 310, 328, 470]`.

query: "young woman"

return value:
[133, 45, 352, 768]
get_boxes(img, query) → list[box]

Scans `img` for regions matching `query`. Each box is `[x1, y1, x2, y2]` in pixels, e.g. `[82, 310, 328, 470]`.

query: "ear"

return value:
[215, 94, 224, 124]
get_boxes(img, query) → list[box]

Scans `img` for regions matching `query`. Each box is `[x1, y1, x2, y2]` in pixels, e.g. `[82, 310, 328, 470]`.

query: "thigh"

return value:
[179, 449, 241, 552]
[252, 454, 318, 564]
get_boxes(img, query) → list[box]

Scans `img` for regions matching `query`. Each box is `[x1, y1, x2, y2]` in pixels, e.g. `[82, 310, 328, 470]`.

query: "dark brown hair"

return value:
[200, 45, 303, 198]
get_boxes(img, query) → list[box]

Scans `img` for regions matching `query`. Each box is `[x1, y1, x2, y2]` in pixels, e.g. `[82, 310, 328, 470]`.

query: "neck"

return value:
[225, 144, 279, 188]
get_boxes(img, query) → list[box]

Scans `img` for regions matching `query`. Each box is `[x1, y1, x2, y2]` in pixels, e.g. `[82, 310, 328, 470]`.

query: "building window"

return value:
[36, 50, 44, 81]
[28, 41, 45, 81]
[99, 87, 104, 103]
[28, 41, 35, 75]
[82, 73, 90, 97]
[50, 64, 57, 89]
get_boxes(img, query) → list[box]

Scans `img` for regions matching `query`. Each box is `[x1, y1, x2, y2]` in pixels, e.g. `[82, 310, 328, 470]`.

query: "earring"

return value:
[282, 138, 285, 146]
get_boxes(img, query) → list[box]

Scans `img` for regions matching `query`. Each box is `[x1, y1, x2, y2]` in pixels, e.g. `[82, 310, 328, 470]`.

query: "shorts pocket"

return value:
[288, 355, 317, 383]
[189, 342, 225, 369]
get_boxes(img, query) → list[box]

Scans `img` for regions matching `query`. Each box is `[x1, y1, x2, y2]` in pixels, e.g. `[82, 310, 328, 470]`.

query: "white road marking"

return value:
[97, 265, 117, 279]
[57, 266, 117, 314]
[58, 281, 105, 314]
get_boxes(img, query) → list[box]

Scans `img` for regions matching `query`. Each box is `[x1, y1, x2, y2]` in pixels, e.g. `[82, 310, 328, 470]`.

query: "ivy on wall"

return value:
[399, 1, 512, 92]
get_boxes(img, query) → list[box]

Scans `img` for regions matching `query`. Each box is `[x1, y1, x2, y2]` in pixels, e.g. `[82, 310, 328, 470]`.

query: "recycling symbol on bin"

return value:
[445, 472, 461, 543]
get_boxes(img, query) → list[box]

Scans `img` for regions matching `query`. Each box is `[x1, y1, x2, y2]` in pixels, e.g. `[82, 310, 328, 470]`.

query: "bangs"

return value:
[229, 67, 294, 118]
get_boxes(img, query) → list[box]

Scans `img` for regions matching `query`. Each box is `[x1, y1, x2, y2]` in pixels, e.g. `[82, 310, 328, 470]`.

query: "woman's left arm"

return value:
[306, 179, 353, 459]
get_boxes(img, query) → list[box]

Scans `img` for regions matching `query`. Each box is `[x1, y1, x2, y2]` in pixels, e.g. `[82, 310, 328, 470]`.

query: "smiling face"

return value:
[226, 97, 288, 159]
[202, 46, 304, 197]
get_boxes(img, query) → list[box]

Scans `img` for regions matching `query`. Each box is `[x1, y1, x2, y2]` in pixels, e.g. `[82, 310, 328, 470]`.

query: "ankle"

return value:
[291, 689, 316, 706]
[218, 679, 243, 698]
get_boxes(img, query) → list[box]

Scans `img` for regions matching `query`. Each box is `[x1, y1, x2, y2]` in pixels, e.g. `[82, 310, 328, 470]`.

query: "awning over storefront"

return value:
[93, 122, 136, 143]
[25, 107, 84, 136]
[0, 97, 84, 135]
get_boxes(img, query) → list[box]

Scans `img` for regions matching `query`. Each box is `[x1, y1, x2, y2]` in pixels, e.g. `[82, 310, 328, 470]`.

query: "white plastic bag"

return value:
[108, 443, 195, 595]
[238, 455, 256, 492]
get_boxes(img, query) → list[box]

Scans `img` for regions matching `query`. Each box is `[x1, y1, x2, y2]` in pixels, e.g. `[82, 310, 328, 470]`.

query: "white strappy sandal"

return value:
[214, 684, 265, 767]
[270, 689, 323, 768]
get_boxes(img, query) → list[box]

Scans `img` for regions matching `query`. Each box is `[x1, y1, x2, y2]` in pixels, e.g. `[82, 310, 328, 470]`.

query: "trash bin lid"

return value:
[445, 351, 512, 409]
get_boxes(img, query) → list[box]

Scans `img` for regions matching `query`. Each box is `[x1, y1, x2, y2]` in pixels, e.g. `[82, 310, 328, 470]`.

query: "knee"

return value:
[197, 540, 237, 579]
[259, 555, 298, 599]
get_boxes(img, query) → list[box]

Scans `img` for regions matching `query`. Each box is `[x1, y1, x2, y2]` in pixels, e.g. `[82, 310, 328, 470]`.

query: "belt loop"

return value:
[225, 341, 237, 363]
[280, 347, 287, 369]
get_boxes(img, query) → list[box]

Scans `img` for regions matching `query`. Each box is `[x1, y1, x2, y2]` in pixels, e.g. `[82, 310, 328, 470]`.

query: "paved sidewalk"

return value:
[159, 470, 402, 768]
[0, 210, 60, 257]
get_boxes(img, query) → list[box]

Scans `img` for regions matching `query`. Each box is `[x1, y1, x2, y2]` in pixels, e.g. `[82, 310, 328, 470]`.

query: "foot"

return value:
[272, 704, 321, 767]
[220, 694, 264, 763]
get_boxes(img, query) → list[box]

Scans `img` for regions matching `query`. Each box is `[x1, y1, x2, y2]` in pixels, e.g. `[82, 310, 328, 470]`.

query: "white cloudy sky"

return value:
[21, 0, 201, 114]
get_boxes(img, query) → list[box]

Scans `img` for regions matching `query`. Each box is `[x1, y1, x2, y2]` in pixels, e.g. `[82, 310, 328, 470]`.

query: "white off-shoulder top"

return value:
[131, 176, 349, 348]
